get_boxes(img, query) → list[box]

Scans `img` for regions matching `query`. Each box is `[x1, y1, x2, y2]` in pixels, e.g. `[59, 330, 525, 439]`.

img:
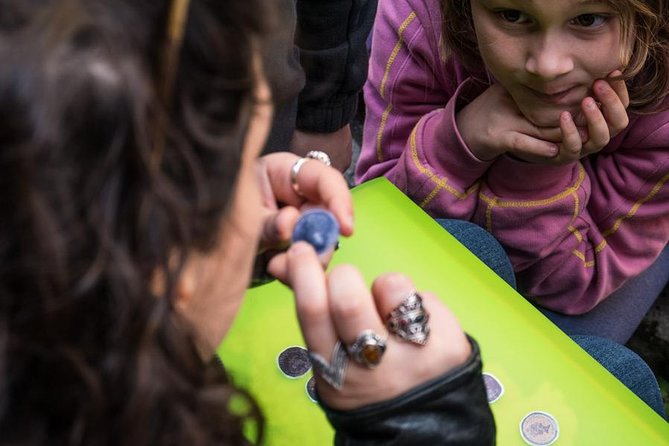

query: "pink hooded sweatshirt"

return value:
[355, 0, 669, 314]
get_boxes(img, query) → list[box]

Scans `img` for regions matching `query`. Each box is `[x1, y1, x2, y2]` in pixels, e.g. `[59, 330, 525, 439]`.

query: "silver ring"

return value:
[290, 151, 332, 196]
[307, 341, 348, 390]
[347, 329, 387, 369]
[290, 157, 309, 196]
[386, 291, 430, 345]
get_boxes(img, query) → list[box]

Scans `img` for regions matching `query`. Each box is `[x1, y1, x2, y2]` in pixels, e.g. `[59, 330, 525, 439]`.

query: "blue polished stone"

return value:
[292, 209, 340, 255]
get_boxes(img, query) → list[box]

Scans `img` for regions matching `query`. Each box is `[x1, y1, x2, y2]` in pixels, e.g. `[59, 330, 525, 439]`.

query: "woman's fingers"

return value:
[258, 205, 300, 252]
[369, 273, 420, 329]
[328, 265, 388, 351]
[295, 160, 354, 236]
[286, 242, 339, 356]
[255, 151, 353, 282]
[267, 239, 335, 284]
[262, 152, 354, 236]
[288, 261, 474, 410]
[371, 274, 470, 368]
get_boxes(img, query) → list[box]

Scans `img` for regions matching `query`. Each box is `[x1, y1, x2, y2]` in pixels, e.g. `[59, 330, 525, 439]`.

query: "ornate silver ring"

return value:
[347, 329, 387, 369]
[386, 291, 430, 345]
[307, 341, 348, 390]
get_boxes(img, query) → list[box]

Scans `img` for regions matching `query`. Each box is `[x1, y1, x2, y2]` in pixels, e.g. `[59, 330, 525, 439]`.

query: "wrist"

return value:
[456, 108, 500, 162]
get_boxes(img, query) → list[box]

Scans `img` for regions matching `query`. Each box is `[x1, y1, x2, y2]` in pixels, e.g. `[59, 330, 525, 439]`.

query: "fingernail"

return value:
[561, 111, 572, 123]
[585, 98, 597, 109]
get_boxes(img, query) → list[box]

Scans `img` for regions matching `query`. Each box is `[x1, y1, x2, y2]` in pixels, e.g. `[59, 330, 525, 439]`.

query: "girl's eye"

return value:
[497, 9, 530, 24]
[571, 14, 607, 27]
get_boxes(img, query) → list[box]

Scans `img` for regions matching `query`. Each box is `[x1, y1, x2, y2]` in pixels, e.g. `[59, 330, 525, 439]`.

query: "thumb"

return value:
[258, 206, 300, 252]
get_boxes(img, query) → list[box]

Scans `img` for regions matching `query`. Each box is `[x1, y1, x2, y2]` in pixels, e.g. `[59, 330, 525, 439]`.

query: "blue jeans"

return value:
[436, 218, 666, 419]
[435, 218, 516, 287]
[573, 335, 666, 418]
[540, 243, 669, 344]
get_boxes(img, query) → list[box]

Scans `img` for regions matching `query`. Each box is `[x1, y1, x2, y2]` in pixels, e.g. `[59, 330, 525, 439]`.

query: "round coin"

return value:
[520, 411, 559, 446]
[305, 376, 318, 403]
[276, 346, 311, 378]
[292, 209, 339, 254]
[482, 372, 504, 403]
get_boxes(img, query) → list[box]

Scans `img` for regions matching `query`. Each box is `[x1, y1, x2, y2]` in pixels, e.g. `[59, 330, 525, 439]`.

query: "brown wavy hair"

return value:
[440, 0, 669, 113]
[0, 0, 273, 444]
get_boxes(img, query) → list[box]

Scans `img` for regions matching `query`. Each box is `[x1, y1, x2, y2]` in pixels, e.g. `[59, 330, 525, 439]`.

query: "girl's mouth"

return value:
[526, 85, 580, 105]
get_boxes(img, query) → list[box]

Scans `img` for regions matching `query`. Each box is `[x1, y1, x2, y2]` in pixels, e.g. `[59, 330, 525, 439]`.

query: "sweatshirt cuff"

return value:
[295, 94, 359, 133]
[419, 80, 494, 183]
[488, 155, 578, 198]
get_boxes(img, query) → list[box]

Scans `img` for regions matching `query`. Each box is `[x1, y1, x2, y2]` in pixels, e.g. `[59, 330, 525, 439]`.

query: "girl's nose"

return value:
[524, 36, 574, 80]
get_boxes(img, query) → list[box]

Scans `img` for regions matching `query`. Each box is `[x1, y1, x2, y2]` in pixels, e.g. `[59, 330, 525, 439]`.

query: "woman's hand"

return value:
[285, 242, 472, 410]
[253, 152, 353, 282]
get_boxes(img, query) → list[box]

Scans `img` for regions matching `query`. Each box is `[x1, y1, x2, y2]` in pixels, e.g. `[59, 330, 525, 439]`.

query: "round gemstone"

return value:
[362, 344, 383, 365]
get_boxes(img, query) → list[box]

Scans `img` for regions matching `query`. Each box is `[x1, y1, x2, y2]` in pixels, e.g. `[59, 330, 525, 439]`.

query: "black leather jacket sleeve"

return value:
[321, 336, 496, 446]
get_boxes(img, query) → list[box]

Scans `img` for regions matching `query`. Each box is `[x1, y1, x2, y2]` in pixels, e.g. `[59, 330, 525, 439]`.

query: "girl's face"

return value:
[470, 0, 625, 127]
[178, 71, 273, 355]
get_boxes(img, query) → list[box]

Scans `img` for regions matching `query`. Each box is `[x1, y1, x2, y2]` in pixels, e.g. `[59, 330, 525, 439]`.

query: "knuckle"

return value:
[373, 272, 413, 291]
[508, 133, 524, 150]
[611, 117, 629, 133]
[327, 264, 366, 318]
[371, 272, 416, 302]
[595, 134, 611, 147]
[297, 293, 328, 320]
[330, 292, 363, 320]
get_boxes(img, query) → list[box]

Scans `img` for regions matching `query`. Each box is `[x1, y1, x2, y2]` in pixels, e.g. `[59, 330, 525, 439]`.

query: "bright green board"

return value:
[218, 177, 669, 445]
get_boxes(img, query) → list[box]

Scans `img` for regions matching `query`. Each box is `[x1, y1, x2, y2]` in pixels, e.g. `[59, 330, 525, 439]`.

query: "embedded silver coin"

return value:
[276, 346, 311, 378]
[305, 376, 318, 403]
[520, 411, 559, 446]
[482, 372, 504, 403]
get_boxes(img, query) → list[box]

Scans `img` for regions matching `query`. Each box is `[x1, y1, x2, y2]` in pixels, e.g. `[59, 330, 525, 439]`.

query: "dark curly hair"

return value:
[440, 0, 669, 113]
[0, 0, 272, 444]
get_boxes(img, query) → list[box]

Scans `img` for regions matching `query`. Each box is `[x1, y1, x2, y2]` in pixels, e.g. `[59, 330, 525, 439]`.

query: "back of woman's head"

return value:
[0, 0, 270, 444]
[440, 0, 669, 113]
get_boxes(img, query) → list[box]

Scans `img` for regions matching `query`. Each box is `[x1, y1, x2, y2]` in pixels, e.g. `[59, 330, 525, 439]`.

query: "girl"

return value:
[356, 0, 669, 343]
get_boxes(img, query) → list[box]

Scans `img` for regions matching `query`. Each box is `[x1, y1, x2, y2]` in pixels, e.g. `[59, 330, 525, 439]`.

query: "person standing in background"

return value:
[263, 0, 377, 172]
